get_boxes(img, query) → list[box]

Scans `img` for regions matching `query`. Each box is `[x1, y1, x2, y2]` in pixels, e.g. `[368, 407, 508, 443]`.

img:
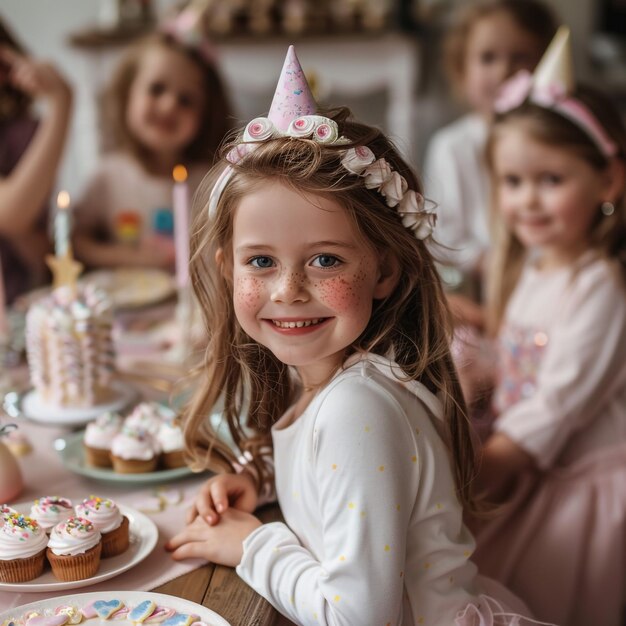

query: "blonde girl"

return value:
[473, 30, 626, 626]
[166, 48, 549, 626]
[424, 0, 557, 304]
[74, 27, 232, 270]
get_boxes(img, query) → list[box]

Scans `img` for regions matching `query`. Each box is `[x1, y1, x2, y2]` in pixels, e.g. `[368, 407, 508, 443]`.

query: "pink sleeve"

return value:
[495, 268, 626, 469]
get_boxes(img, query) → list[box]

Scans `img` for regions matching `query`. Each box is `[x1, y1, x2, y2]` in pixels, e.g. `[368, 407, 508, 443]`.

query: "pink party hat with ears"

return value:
[267, 45, 317, 132]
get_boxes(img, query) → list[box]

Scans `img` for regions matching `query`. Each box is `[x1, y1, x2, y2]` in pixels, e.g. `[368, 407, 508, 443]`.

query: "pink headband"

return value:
[494, 70, 618, 158]
[160, 9, 217, 66]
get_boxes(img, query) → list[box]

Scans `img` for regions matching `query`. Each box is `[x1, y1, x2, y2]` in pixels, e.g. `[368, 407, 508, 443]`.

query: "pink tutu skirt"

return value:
[473, 442, 626, 626]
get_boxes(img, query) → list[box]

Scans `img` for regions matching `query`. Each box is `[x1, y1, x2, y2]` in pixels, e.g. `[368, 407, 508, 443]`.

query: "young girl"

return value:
[471, 28, 626, 626]
[0, 17, 72, 303]
[166, 47, 549, 626]
[73, 21, 232, 270]
[423, 0, 556, 282]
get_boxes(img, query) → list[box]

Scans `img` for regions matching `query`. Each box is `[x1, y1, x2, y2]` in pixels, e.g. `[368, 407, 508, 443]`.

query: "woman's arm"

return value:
[0, 47, 72, 236]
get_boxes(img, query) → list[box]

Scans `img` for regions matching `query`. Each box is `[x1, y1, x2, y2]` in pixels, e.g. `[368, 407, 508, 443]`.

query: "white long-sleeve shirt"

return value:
[423, 114, 490, 272]
[237, 355, 482, 626]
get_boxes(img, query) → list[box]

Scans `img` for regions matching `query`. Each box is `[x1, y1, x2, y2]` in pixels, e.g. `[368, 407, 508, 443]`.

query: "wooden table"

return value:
[153, 505, 283, 626]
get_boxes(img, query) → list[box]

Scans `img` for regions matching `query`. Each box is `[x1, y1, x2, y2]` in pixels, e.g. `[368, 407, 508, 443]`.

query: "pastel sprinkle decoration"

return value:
[161, 614, 196, 626]
[128, 601, 156, 623]
[93, 600, 124, 620]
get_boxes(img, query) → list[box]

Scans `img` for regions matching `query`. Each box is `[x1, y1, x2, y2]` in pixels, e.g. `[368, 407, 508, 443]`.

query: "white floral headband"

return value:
[208, 114, 437, 240]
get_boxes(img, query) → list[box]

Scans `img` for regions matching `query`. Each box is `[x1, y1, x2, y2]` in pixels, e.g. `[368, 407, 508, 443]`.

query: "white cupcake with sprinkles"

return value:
[75, 495, 129, 558]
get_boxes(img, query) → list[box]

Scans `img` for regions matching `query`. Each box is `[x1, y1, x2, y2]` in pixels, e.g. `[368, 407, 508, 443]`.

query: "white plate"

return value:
[0, 591, 231, 626]
[0, 503, 158, 592]
[19, 381, 139, 427]
[57, 431, 194, 485]
[84, 269, 176, 310]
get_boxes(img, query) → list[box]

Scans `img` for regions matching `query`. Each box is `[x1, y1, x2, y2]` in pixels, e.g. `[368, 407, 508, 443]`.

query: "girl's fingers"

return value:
[170, 541, 212, 562]
[195, 494, 219, 524]
[186, 504, 199, 524]
[209, 480, 230, 515]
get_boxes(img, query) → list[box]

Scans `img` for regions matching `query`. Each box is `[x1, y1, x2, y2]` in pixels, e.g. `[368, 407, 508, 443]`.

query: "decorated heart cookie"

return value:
[93, 600, 124, 620]
[128, 601, 156, 623]
[54, 607, 82, 625]
[161, 614, 196, 626]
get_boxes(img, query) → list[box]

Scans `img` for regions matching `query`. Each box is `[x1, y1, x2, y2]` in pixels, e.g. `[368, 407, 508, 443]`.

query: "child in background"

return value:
[165, 48, 549, 626]
[74, 11, 232, 270]
[0, 17, 72, 303]
[423, 0, 556, 287]
[472, 28, 626, 626]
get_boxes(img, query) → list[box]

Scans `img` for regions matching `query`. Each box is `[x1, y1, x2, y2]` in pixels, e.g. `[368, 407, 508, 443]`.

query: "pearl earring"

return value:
[601, 201, 615, 216]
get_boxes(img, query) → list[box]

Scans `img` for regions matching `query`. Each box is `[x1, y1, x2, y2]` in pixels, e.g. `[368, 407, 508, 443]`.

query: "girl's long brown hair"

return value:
[486, 86, 626, 334]
[184, 108, 479, 511]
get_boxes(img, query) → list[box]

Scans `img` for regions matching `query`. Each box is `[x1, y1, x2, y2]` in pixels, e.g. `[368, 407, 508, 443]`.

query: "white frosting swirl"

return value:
[47, 517, 101, 556]
[111, 426, 160, 461]
[124, 403, 164, 436]
[157, 420, 185, 453]
[0, 514, 48, 560]
[75, 497, 123, 533]
[29, 497, 74, 531]
[84, 411, 123, 449]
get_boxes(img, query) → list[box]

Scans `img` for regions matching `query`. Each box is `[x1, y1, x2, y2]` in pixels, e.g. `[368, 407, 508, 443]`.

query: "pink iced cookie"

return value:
[26, 616, 68, 626]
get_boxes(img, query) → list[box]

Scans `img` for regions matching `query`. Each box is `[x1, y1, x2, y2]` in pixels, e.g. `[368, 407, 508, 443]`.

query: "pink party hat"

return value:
[268, 46, 317, 131]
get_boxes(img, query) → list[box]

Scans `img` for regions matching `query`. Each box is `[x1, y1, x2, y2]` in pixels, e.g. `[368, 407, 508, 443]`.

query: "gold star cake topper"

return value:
[46, 190, 83, 290]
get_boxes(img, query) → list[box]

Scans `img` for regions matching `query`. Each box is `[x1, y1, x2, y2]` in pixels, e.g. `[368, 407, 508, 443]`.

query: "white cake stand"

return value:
[20, 380, 139, 427]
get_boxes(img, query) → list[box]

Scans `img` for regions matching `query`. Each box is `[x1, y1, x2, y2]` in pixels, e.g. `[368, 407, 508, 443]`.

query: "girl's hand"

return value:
[187, 472, 258, 526]
[0, 46, 71, 103]
[166, 508, 262, 567]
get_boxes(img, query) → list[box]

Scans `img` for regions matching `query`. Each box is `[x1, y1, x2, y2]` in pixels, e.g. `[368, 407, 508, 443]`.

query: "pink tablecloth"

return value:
[0, 419, 209, 610]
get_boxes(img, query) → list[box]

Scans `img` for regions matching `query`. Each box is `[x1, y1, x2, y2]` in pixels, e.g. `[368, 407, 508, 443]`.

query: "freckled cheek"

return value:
[233, 276, 264, 313]
[315, 274, 370, 314]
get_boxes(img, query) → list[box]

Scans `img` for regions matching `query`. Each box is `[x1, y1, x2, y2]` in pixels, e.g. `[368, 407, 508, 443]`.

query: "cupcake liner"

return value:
[161, 450, 186, 469]
[0, 549, 46, 582]
[84, 444, 113, 468]
[102, 515, 130, 558]
[110, 455, 157, 474]
[47, 542, 102, 581]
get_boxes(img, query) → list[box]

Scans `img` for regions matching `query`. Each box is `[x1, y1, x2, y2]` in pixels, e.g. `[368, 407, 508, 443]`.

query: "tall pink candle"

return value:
[173, 165, 190, 289]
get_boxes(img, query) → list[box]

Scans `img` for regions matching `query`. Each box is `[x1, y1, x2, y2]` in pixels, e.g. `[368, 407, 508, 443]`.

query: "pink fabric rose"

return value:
[363, 159, 392, 189]
[341, 146, 376, 174]
[380, 171, 408, 207]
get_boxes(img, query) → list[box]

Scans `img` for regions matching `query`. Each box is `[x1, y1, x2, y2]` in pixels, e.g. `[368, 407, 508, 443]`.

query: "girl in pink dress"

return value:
[473, 28, 626, 626]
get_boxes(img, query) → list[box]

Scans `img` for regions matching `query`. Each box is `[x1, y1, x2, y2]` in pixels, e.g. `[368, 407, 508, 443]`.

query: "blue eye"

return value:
[250, 256, 274, 269]
[312, 255, 340, 269]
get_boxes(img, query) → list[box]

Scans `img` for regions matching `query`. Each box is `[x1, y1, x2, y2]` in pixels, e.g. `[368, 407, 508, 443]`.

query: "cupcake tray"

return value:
[57, 431, 194, 485]
[0, 504, 157, 592]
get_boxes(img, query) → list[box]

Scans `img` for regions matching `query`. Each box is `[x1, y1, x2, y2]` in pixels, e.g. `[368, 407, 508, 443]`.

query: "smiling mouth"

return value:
[270, 318, 328, 329]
